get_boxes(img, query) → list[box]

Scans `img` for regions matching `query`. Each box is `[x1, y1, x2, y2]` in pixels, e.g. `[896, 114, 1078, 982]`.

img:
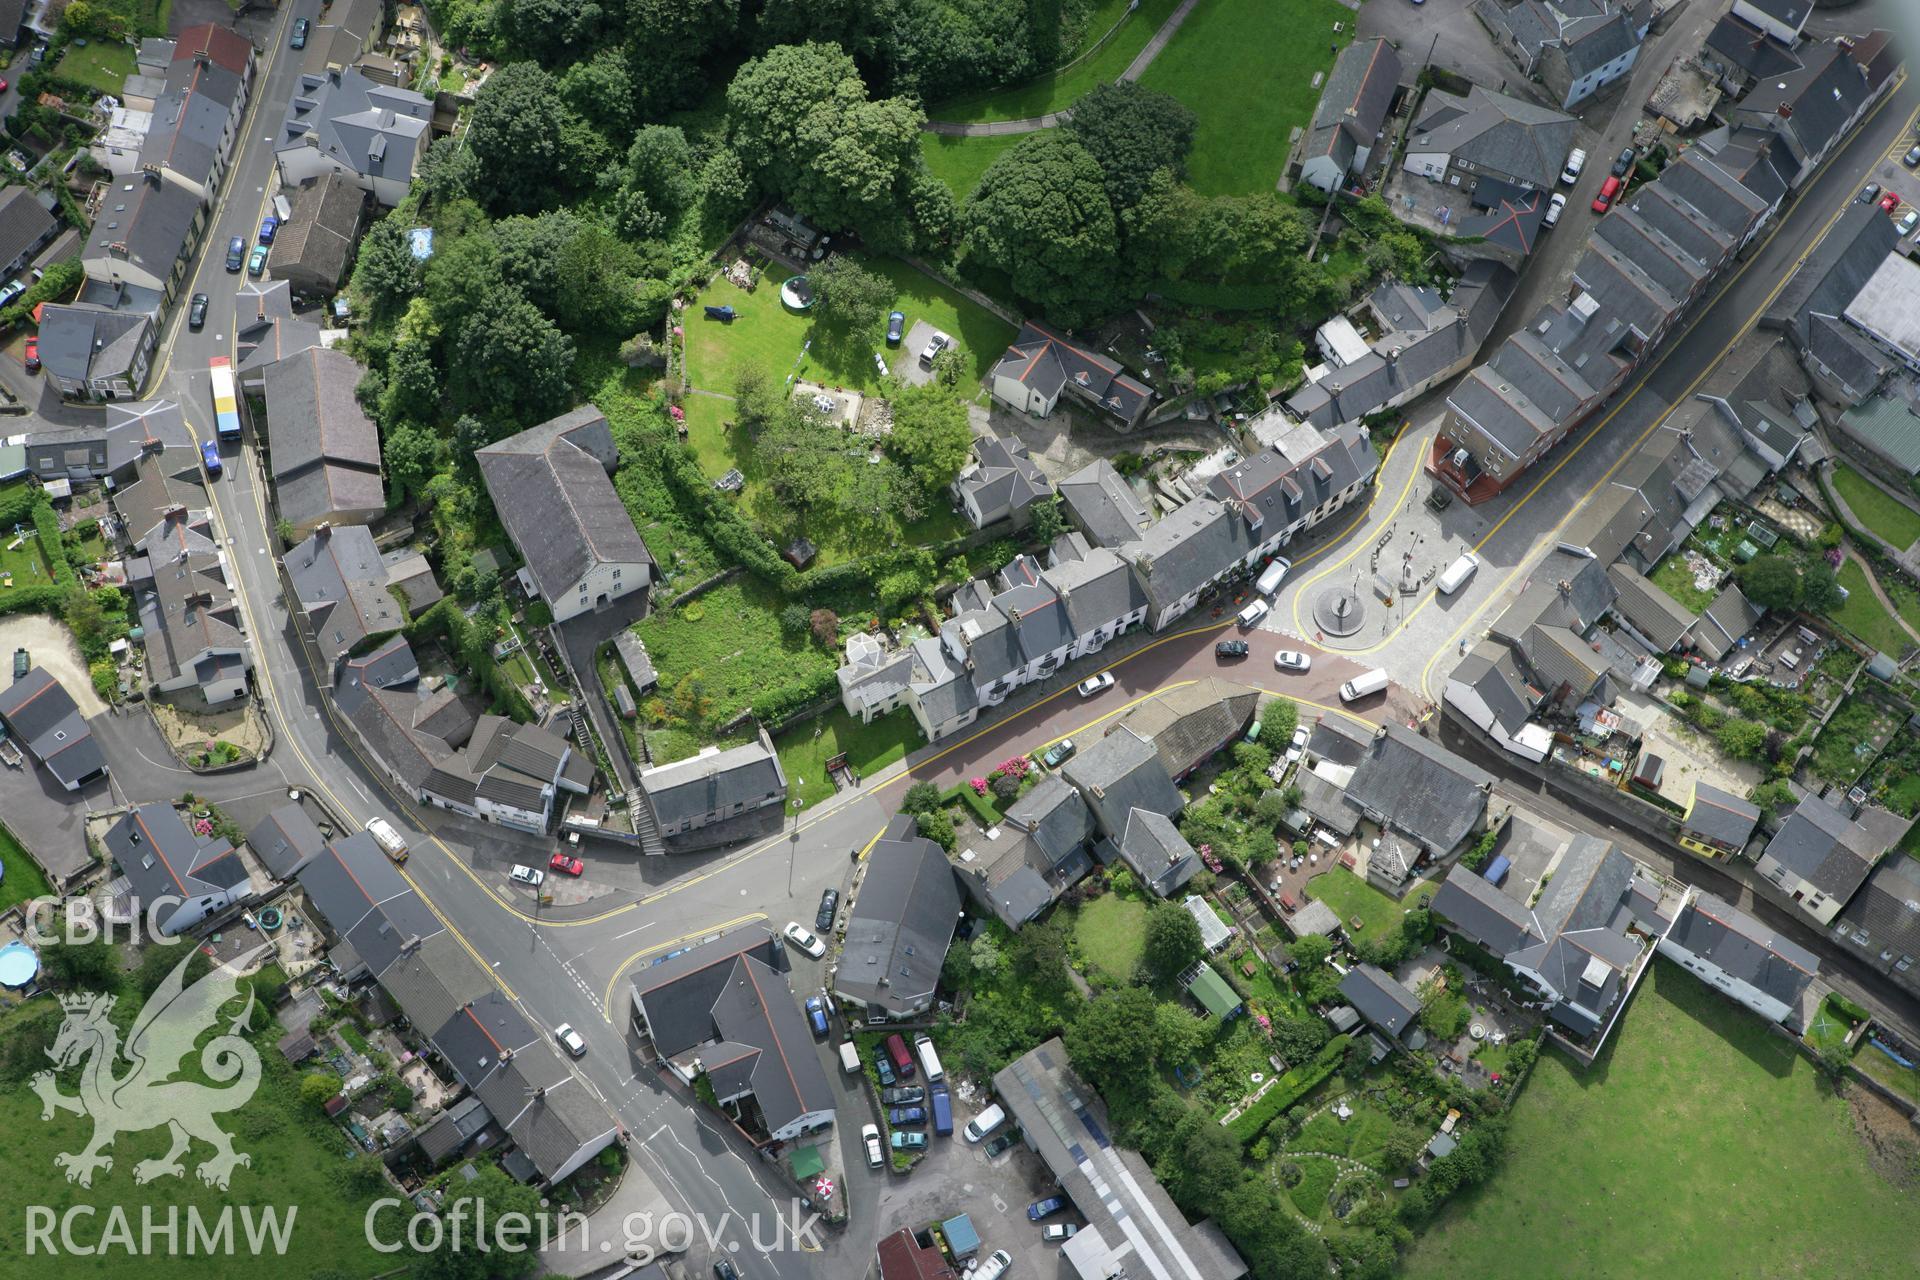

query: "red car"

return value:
[0, 79, 9, 94]
[548, 851, 585, 877]
[1880, 191, 1902, 214]
[1590, 175, 1622, 214]
[22, 336, 37, 373]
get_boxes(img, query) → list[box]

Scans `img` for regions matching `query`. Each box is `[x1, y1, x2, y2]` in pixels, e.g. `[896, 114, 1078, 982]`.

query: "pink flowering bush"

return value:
[192, 818, 213, 837]
[969, 777, 988, 796]
[997, 756, 1032, 781]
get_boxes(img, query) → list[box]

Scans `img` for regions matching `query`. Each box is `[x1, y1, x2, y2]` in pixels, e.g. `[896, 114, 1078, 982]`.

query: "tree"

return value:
[624, 124, 698, 220]
[968, 933, 1004, 977]
[448, 285, 575, 425]
[1737, 554, 1802, 611]
[1801, 561, 1845, 614]
[379, 338, 441, 426]
[465, 62, 589, 216]
[964, 131, 1125, 321]
[499, 0, 609, 67]
[1030, 496, 1065, 543]
[558, 47, 633, 137]
[381, 423, 439, 510]
[300, 1071, 343, 1111]
[553, 221, 649, 334]
[809, 608, 839, 647]
[1154, 1000, 1213, 1067]
[42, 939, 119, 988]
[351, 216, 421, 319]
[916, 810, 955, 851]
[902, 780, 943, 814]
[410, 1162, 545, 1280]
[1270, 1015, 1329, 1063]
[1013, 917, 1071, 990]
[779, 602, 810, 637]
[1065, 81, 1197, 210]
[1717, 719, 1767, 761]
[1383, 1122, 1427, 1170]
[1290, 934, 1333, 969]
[809, 254, 894, 335]
[1064, 986, 1160, 1094]
[989, 771, 1020, 801]
[887, 381, 972, 493]
[1142, 901, 1204, 982]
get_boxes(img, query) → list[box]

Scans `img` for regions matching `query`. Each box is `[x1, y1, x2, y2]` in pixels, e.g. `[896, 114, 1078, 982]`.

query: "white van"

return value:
[1560, 148, 1587, 186]
[963, 1103, 1007, 1143]
[1339, 668, 1390, 703]
[973, 1250, 1013, 1280]
[1436, 552, 1480, 596]
[914, 1033, 945, 1083]
[1254, 557, 1293, 598]
[837, 1041, 861, 1074]
[1236, 598, 1270, 628]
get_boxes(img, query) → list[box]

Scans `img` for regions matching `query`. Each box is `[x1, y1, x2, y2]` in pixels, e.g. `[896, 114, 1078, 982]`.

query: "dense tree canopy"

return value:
[885, 381, 973, 494]
[465, 62, 603, 216]
[964, 130, 1124, 322]
[1065, 81, 1197, 210]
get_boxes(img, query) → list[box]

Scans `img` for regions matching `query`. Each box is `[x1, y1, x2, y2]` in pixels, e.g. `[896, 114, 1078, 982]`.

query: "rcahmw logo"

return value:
[25, 1205, 298, 1257]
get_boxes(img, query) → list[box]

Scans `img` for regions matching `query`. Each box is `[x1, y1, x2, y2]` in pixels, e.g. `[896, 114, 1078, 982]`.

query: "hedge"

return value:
[404, 599, 534, 723]
[941, 780, 1002, 829]
[1225, 1035, 1350, 1145]
[1, 261, 82, 331]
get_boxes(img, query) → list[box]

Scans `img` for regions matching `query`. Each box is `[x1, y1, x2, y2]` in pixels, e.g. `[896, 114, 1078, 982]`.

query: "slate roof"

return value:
[1063, 725, 1182, 840]
[0, 186, 57, 273]
[956, 431, 1053, 524]
[1520, 623, 1609, 700]
[1491, 553, 1617, 643]
[1762, 794, 1883, 902]
[104, 804, 246, 931]
[173, 21, 254, 76]
[0, 667, 104, 787]
[278, 67, 431, 185]
[37, 304, 151, 387]
[138, 57, 243, 188]
[1606, 563, 1696, 650]
[264, 346, 384, 527]
[1835, 855, 1920, 976]
[1666, 891, 1817, 1006]
[835, 828, 960, 1015]
[247, 803, 328, 880]
[1506, 836, 1643, 1033]
[1684, 783, 1762, 850]
[133, 509, 247, 695]
[1738, 36, 1896, 171]
[1432, 864, 1537, 956]
[1561, 10, 1639, 77]
[286, 524, 403, 675]
[296, 831, 442, 973]
[1058, 459, 1152, 546]
[1343, 723, 1491, 853]
[1447, 639, 1542, 734]
[90, 173, 199, 285]
[1307, 712, 1374, 767]
[1303, 38, 1403, 180]
[335, 637, 482, 790]
[1119, 498, 1253, 614]
[1409, 85, 1578, 190]
[1004, 775, 1095, 866]
[1115, 677, 1259, 780]
[104, 399, 193, 476]
[638, 739, 786, 830]
[477, 407, 654, 602]
[1118, 808, 1200, 897]
[1043, 544, 1146, 639]
[1460, 178, 1548, 257]
[269, 171, 365, 290]
[1338, 964, 1421, 1038]
[1297, 769, 1359, 837]
[1691, 583, 1763, 660]
[1705, 15, 1803, 81]
[995, 321, 1151, 422]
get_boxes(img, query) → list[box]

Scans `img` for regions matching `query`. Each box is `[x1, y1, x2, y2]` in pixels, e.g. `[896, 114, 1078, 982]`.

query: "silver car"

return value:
[1273, 650, 1312, 673]
[554, 1023, 586, 1057]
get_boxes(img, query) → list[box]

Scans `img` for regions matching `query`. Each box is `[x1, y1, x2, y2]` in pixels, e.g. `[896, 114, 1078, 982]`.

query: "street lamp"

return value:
[788, 784, 805, 895]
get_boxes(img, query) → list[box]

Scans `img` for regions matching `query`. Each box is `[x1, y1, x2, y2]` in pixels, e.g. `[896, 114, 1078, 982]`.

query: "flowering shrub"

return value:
[192, 818, 213, 837]
[996, 755, 1031, 781]
[969, 777, 988, 796]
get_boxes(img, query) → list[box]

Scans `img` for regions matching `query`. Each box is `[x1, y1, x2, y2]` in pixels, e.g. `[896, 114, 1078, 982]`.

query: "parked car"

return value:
[1215, 640, 1249, 659]
[28, 44, 44, 65]
[884, 1033, 915, 1078]
[246, 244, 268, 277]
[509, 864, 545, 887]
[1861, 183, 1884, 204]
[783, 922, 825, 958]
[919, 331, 951, 367]
[1882, 191, 1902, 213]
[548, 852, 585, 876]
[1040, 737, 1076, 768]
[815, 887, 839, 932]
[1905, 145, 1920, 168]
[225, 236, 246, 271]
[1543, 193, 1566, 228]
[1027, 1196, 1068, 1221]
[291, 17, 310, 47]
[713, 1261, 739, 1280]
[188, 293, 210, 330]
[1611, 146, 1637, 177]
[1287, 724, 1310, 764]
[983, 1128, 1023, 1157]
[873, 1050, 895, 1087]
[258, 216, 279, 244]
[13, 647, 27, 678]
[22, 336, 36, 373]
[886, 310, 905, 344]
[881, 1086, 924, 1106]
[1559, 147, 1586, 185]
[1591, 176, 1622, 214]
[1273, 650, 1311, 673]
[1043, 1223, 1079, 1242]
[554, 1023, 586, 1057]
[1901, 209, 1919, 237]
[889, 1106, 926, 1126]
[862, 1124, 883, 1168]
[804, 995, 829, 1038]
[890, 1130, 927, 1151]
[1077, 672, 1115, 698]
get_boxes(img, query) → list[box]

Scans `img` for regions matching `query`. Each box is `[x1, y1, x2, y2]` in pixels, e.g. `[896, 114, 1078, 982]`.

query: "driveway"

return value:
[1359, 0, 1518, 103]
[0, 613, 105, 717]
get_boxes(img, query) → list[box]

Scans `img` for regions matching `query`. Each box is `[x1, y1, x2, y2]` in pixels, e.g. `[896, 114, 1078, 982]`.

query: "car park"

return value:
[1043, 1223, 1079, 1242]
[1905, 145, 1920, 168]
[889, 1106, 926, 1126]
[1861, 183, 1883, 203]
[1077, 672, 1114, 697]
[509, 864, 544, 886]
[1027, 1196, 1067, 1221]
[247, 244, 268, 277]
[1041, 737, 1075, 768]
[22, 336, 36, 372]
[1215, 640, 1249, 659]
[225, 236, 246, 271]
[885, 1033, 916, 1078]
[964, 1103, 1006, 1142]
[554, 1023, 586, 1057]
[1611, 146, 1637, 177]
[886, 311, 905, 344]
[1273, 650, 1310, 673]
[548, 852, 584, 876]
[862, 1124, 883, 1168]
[188, 293, 210, 330]
[1881, 191, 1902, 213]
[890, 1130, 927, 1150]
[804, 995, 829, 1037]
[1543, 193, 1566, 228]
[882, 1086, 924, 1106]
[783, 922, 825, 958]
[1591, 176, 1622, 214]
[983, 1127, 1023, 1157]
[815, 888, 839, 932]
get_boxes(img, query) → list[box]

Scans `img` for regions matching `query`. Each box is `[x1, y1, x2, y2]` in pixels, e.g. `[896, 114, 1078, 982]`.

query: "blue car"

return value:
[225, 236, 245, 271]
[888, 1106, 926, 1126]
[258, 216, 279, 245]
[886, 310, 905, 345]
[1027, 1196, 1068, 1222]
[200, 441, 222, 477]
[874, 1050, 895, 1087]
[804, 995, 828, 1038]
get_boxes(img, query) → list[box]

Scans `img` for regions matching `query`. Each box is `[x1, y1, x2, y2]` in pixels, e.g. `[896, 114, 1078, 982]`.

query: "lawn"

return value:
[54, 42, 137, 96]
[1832, 558, 1915, 657]
[1833, 463, 1920, 550]
[1283, 1153, 1341, 1219]
[1648, 551, 1718, 614]
[1810, 695, 1893, 784]
[920, 132, 1026, 202]
[1304, 866, 1435, 939]
[928, 0, 1182, 124]
[1073, 892, 1150, 985]
[0, 524, 55, 588]
[1855, 1036, 1920, 1104]
[684, 256, 1015, 399]
[0, 820, 51, 914]
[1802, 994, 1859, 1055]
[1135, 0, 1352, 195]
[633, 578, 841, 729]
[1402, 960, 1920, 1279]
[774, 706, 920, 806]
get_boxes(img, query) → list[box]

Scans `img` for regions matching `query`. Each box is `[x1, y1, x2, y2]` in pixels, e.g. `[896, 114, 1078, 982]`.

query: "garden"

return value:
[1307, 866, 1438, 940]
[1832, 462, 1920, 552]
[1402, 960, 1920, 1279]
[52, 41, 135, 96]
[0, 820, 52, 914]
[1832, 558, 1918, 657]
[1809, 691, 1902, 785]
[773, 706, 920, 807]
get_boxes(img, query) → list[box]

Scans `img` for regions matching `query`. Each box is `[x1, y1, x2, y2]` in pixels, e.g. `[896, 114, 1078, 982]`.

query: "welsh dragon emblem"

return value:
[31, 945, 267, 1190]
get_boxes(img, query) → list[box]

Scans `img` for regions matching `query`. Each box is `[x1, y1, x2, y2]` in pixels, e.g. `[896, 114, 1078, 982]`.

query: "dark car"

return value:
[1039, 737, 1075, 769]
[804, 995, 829, 1038]
[225, 236, 246, 271]
[1611, 146, 1637, 177]
[886, 310, 905, 345]
[1904, 146, 1920, 169]
[188, 293, 209, 331]
[291, 18, 310, 48]
[888, 1106, 926, 1126]
[815, 887, 839, 932]
[873, 1049, 895, 1087]
[881, 1086, 924, 1106]
[1860, 183, 1883, 204]
[983, 1128, 1023, 1157]
[1027, 1196, 1068, 1221]
[1215, 640, 1249, 659]
[259, 216, 279, 245]
[713, 1261, 739, 1280]
[201, 440, 222, 477]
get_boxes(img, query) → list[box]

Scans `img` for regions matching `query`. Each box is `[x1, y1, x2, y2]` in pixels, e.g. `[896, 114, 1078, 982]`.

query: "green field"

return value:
[928, 0, 1182, 124]
[774, 706, 919, 807]
[634, 578, 841, 729]
[0, 525, 54, 588]
[1304, 866, 1434, 939]
[0, 821, 51, 913]
[920, 133, 1026, 202]
[1073, 892, 1149, 985]
[1833, 463, 1920, 550]
[54, 42, 137, 96]
[1403, 960, 1920, 1279]
[1832, 559, 1915, 657]
[684, 257, 1014, 397]
[1136, 0, 1352, 195]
